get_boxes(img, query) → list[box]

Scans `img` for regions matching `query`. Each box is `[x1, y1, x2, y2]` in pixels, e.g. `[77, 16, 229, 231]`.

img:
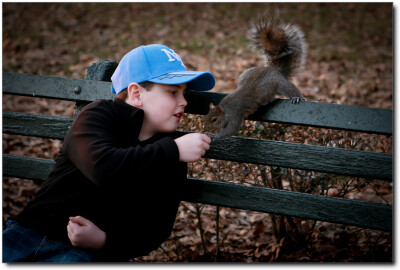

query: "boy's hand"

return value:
[174, 133, 211, 163]
[67, 216, 106, 250]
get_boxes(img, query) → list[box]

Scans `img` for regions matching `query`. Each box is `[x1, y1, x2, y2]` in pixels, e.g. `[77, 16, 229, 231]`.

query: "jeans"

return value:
[2, 221, 101, 263]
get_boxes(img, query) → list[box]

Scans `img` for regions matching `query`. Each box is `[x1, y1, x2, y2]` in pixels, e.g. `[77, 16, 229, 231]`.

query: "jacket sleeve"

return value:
[101, 227, 154, 261]
[61, 101, 180, 186]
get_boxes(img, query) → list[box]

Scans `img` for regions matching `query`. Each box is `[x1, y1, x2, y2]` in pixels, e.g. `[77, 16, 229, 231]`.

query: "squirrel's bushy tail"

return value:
[248, 11, 307, 79]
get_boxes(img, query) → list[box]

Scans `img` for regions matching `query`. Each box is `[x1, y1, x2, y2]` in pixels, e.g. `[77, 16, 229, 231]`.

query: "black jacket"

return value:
[15, 98, 187, 261]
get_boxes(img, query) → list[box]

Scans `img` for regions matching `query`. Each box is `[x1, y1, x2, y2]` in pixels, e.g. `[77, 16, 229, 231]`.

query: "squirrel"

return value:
[204, 12, 307, 140]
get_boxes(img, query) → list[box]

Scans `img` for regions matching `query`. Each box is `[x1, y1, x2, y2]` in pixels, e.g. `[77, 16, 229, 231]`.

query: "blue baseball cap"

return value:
[111, 44, 216, 94]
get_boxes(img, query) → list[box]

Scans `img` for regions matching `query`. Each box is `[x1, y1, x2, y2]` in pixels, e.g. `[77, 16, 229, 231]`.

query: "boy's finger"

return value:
[203, 142, 210, 151]
[68, 220, 81, 230]
[67, 222, 75, 234]
[202, 134, 212, 144]
[69, 216, 87, 226]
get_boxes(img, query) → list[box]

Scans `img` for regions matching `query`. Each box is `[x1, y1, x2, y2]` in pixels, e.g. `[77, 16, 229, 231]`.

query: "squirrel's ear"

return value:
[209, 102, 215, 110]
[215, 106, 223, 113]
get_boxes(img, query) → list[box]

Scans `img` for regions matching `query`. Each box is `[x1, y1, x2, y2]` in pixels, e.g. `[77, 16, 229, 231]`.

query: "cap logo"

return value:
[161, 48, 186, 68]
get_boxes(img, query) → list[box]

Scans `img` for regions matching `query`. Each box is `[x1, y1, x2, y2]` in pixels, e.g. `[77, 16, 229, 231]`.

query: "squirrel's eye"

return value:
[212, 117, 217, 123]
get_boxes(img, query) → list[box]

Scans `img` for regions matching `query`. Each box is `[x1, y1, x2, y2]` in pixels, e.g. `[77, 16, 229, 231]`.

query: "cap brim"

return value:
[148, 71, 215, 91]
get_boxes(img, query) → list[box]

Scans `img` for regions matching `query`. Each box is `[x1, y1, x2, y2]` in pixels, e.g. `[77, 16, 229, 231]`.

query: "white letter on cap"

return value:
[161, 49, 186, 68]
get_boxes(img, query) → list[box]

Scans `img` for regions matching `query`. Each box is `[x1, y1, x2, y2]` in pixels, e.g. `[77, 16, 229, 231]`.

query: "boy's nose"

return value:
[180, 95, 188, 108]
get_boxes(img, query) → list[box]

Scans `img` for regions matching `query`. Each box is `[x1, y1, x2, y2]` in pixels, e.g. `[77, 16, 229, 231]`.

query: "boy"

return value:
[3, 44, 215, 262]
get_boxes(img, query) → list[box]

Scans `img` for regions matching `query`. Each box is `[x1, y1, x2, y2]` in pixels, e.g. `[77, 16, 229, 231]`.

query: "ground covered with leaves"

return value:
[2, 3, 393, 262]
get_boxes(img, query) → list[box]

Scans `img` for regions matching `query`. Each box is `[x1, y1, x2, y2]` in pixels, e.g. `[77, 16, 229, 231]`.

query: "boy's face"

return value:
[140, 83, 187, 139]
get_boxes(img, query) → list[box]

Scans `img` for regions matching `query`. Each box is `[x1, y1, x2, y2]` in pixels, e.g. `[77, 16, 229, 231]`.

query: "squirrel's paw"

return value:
[290, 96, 305, 104]
[206, 133, 222, 142]
[212, 134, 222, 141]
[212, 133, 230, 142]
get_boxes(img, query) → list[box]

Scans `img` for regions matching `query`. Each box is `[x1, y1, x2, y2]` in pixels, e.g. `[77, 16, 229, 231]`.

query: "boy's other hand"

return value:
[67, 216, 106, 250]
[175, 133, 211, 163]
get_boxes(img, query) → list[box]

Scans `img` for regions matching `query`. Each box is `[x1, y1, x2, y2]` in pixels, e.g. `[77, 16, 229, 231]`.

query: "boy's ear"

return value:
[127, 83, 143, 107]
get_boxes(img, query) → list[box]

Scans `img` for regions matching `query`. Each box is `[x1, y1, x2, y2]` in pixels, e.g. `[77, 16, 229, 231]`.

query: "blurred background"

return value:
[3, 2, 393, 262]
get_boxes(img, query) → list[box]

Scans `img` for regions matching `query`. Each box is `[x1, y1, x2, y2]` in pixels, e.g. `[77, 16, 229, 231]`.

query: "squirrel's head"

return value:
[203, 103, 224, 133]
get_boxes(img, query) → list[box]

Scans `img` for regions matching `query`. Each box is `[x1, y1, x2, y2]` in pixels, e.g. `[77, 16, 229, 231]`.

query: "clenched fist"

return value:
[174, 133, 211, 163]
[67, 216, 106, 250]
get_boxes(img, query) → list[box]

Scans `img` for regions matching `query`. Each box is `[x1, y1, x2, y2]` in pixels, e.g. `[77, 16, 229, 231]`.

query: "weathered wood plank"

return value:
[3, 111, 392, 180]
[4, 72, 392, 134]
[204, 135, 392, 181]
[2, 154, 392, 231]
[3, 154, 55, 182]
[3, 71, 114, 102]
[3, 111, 72, 140]
[183, 178, 392, 232]
[185, 91, 392, 135]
